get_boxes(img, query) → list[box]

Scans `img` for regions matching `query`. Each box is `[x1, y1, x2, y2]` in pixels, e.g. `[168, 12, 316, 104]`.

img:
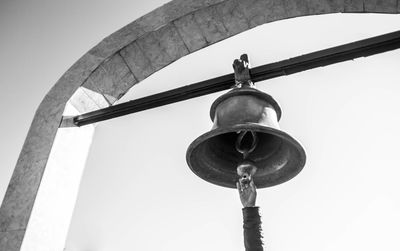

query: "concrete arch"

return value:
[0, 0, 398, 249]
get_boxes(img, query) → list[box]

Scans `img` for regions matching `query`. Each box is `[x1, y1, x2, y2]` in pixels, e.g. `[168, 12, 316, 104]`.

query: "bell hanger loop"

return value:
[235, 130, 258, 160]
[232, 54, 255, 89]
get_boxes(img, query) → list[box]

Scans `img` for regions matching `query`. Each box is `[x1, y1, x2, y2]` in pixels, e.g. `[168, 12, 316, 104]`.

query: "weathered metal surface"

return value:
[186, 54, 305, 188]
[186, 86, 306, 188]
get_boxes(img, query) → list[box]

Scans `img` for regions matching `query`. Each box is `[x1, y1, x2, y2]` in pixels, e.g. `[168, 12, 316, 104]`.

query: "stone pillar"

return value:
[20, 115, 95, 251]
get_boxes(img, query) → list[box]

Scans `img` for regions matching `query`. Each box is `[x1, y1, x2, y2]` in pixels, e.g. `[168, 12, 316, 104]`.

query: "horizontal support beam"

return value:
[73, 30, 400, 126]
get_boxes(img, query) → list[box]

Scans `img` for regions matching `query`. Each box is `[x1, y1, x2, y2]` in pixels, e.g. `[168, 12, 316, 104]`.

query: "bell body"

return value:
[186, 86, 306, 188]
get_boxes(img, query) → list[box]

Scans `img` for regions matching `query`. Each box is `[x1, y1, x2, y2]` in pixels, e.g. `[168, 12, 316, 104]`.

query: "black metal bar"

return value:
[250, 30, 400, 82]
[74, 73, 235, 126]
[73, 30, 400, 126]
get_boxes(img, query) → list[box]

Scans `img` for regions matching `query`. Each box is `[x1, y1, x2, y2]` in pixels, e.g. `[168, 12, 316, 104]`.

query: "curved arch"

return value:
[0, 0, 398, 249]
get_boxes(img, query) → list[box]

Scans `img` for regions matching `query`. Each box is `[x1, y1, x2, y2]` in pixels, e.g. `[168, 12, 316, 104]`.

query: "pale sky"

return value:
[1, 1, 400, 251]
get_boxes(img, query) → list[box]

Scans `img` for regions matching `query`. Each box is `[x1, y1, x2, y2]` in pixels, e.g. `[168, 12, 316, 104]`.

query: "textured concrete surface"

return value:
[344, 0, 365, 12]
[194, 5, 230, 43]
[0, 0, 398, 249]
[136, 23, 189, 72]
[365, 0, 398, 12]
[83, 53, 137, 104]
[120, 42, 155, 82]
[0, 95, 66, 233]
[0, 230, 24, 251]
[174, 14, 209, 52]
[69, 87, 110, 114]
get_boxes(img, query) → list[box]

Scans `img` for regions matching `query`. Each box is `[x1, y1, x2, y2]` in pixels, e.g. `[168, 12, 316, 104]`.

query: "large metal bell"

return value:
[186, 85, 306, 189]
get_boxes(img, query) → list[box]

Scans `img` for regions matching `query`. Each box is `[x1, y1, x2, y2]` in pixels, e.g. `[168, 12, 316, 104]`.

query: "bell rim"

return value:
[186, 123, 307, 189]
[209, 87, 282, 121]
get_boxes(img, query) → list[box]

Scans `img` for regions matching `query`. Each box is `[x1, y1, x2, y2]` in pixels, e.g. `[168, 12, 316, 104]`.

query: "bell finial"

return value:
[233, 54, 253, 88]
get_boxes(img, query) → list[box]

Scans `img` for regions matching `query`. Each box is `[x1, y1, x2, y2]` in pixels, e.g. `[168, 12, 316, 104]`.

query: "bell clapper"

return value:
[235, 130, 259, 185]
[237, 160, 258, 187]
